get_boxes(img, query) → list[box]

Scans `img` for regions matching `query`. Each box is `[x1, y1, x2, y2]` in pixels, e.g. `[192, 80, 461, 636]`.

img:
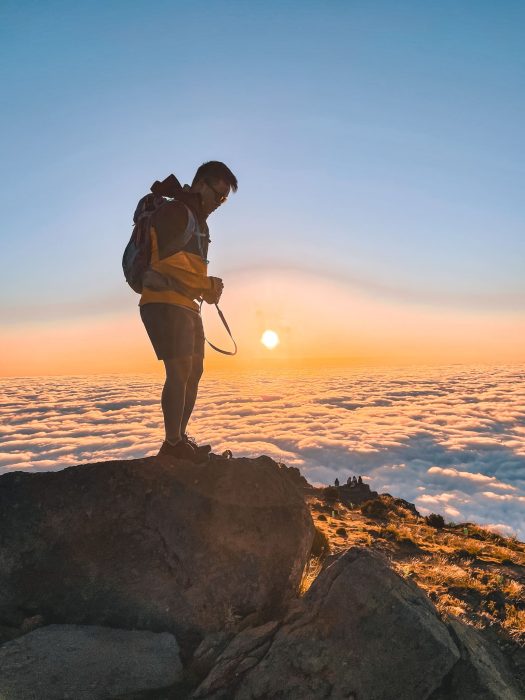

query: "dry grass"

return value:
[502, 606, 525, 643]
[483, 543, 522, 563]
[434, 593, 468, 619]
[393, 554, 477, 591]
[429, 556, 478, 588]
[305, 490, 525, 644]
[457, 540, 486, 557]
[384, 523, 417, 541]
[392, 551, 525, 643]
[501, 579, 524, 598]
[299, 556, 324, 596]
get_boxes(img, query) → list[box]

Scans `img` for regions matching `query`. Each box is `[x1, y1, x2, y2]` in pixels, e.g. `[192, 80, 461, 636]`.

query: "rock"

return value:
[430, 620, 524, 699]
[0, 456, 314, 659]
[0, 624, 181, 699]
[393, 497, 420, 517]
[189, 631, 236, 682]
[278, 463, 311, 489]
[192, 621, 280, 698]
[192, 548, 461, 699]
[0, 623, 20, 645]
[20, 613, 44, 633]
[337, 482, 379, 506]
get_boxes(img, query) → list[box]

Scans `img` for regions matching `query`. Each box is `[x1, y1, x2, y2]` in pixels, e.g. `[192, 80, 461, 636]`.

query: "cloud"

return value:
[0, 365, 524, 539]
[481, 491, 525, 503]
[483, 523, 517, 537]
[427, 466, 516, 490]
[417, 493, 464, 505]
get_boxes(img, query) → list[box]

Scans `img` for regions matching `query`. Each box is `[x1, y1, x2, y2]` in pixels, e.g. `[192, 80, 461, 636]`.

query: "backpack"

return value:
[122, 193, 170, 293]
[123, 181, 238, 355]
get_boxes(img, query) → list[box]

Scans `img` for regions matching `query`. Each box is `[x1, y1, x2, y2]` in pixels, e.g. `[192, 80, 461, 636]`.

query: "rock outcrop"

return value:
[337, 481, 378, 506]
[0, 454, 314, 659]
[192, 548, 461, 699]
[0, 455, 522, 699]
[192, 548, 523, 699]
[0, 624, 182, 700]
[432, 620, 524, 700]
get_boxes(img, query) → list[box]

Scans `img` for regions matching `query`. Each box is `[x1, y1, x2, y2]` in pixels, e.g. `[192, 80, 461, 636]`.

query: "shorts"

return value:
[140, 303, 205, 361]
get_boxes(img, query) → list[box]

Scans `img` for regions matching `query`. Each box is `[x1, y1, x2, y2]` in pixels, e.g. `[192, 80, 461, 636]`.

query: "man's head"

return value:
[191, 161, 238, 218]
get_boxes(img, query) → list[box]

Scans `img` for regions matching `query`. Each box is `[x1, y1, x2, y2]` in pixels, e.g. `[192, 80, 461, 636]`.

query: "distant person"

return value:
[346, 476, 352, 486]
[138, 162, 238, 460]
[358, 475, 363, 485]
[335, 478, 340, 487]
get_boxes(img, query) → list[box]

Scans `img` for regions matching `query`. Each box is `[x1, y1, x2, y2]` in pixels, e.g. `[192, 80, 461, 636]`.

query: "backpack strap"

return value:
[182, 205, 209, 262]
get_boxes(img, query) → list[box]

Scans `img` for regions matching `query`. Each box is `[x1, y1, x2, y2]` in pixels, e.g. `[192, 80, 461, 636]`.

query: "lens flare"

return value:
[261, 329, 280, 350]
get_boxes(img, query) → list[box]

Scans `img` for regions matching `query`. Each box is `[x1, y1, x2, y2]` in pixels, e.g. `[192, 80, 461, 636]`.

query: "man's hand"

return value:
[202, 276, 224, 304]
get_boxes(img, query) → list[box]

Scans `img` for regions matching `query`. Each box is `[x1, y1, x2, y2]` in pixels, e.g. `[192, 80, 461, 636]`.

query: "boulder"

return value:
[430, 620, 524, 700]
[191, 621, 280, 698]
[0, 455, 314, 658]
[193, 547, 461, 699]
[0, 624, 181, 699]
[338, 482, 378, 506]
[278, 463, 312, 489]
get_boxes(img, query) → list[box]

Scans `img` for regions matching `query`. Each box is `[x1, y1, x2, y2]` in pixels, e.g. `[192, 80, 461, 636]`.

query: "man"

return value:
[139, 161, 238, 460]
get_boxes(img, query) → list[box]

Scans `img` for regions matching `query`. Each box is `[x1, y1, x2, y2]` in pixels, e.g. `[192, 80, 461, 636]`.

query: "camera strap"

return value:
[200, 301, 238, 356]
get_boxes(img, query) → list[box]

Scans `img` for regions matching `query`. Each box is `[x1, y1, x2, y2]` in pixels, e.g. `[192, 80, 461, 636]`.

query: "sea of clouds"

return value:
[1, 365, 524, 540]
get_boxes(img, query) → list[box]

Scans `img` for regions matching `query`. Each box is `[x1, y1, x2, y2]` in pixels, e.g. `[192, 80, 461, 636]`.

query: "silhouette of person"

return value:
[139, 161, 238, 461]
[335, 478, 340, 487]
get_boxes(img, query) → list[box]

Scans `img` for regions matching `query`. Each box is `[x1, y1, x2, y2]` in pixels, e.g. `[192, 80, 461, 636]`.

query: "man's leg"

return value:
[181, 353, 204, 437]
[162, 356, 192, 444]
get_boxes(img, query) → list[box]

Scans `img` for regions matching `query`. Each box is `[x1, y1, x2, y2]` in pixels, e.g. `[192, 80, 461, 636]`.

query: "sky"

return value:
[1, 0, 524, 374]
[2, 366, 524, 539]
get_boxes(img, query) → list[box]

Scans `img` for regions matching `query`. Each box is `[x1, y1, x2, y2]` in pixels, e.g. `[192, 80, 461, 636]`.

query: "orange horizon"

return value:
[2, 271, 524, 377]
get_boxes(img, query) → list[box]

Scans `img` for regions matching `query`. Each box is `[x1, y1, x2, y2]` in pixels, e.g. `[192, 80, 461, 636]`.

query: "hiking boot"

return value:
[183, 433, 212, 455]
[157, 439, 196, 461]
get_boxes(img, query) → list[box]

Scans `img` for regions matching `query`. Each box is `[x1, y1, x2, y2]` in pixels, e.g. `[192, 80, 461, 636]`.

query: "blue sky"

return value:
[1, 0, 524, 326]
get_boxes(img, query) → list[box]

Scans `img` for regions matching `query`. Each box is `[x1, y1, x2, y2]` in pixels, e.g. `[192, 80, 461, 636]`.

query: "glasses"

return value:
[205, 179, 228, 205]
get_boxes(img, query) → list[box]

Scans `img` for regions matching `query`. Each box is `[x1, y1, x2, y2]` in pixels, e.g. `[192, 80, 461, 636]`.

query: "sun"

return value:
[261, 329, 280, 350]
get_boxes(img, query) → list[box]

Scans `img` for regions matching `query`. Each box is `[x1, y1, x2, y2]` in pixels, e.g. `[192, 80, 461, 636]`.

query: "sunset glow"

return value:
[2, 267, 525, 376]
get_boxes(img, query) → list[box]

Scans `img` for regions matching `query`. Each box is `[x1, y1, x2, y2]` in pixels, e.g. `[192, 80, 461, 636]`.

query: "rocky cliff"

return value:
[0, 454, 523, 699]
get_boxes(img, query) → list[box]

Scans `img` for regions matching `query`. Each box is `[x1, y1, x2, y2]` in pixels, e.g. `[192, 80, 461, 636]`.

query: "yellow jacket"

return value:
[139, 201, 212, 313]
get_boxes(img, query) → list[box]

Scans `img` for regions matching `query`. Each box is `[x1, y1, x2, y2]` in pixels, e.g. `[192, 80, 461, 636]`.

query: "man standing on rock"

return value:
[139, 161, 238, 461]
